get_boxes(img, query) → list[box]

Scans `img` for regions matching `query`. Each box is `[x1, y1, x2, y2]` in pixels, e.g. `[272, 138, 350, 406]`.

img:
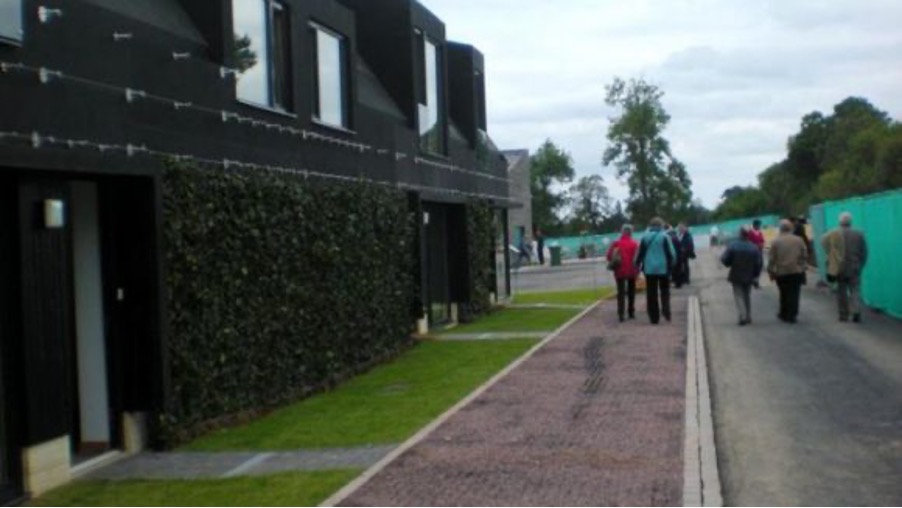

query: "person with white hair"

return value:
[821, 211, 869, 322]
[767, 219, 809, 323]
[720, 226, 763, 326]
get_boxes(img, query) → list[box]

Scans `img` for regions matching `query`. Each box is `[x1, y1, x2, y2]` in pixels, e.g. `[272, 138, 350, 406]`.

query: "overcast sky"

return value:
[423, 0, 902, 209]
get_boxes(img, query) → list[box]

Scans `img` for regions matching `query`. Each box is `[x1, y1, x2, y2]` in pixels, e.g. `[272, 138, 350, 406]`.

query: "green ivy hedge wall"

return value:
[462, 202, 496, 322]
[159, 162, 416, 444]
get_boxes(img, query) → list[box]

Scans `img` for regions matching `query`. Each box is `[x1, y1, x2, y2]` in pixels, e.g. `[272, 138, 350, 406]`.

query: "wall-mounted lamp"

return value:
[125, 88, 146, 103]
[44, 199, 65, 229]
[38, 6, 64, 24]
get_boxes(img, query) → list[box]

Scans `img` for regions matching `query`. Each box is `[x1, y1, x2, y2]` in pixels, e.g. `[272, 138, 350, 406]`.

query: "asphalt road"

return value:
[695, 246, 902, 506]
[511, 259, 615, 293]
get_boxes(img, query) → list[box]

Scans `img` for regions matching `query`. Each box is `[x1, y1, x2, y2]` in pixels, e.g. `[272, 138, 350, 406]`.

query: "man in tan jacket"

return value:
[768, 219, 809, 323]
[821, 212, 868, 322]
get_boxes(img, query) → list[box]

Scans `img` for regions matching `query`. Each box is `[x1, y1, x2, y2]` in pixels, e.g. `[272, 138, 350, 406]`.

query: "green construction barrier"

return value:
[546, 214, 782, 260]
[810, 189, 902, 319]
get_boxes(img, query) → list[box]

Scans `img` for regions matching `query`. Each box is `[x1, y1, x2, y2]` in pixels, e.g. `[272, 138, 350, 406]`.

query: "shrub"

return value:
[158, 161, 416, 445]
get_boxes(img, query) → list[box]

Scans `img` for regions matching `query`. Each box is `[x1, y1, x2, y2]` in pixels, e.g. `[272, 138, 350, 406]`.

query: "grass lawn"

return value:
[443, 307, 581, 334]
[29, 470, 360, 507]
[512, 287, 615, 306]
[185, 339, 537, 451]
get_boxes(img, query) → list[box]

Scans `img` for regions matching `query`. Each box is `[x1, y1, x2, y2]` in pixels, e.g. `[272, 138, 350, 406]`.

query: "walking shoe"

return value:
[839, 315, 848, 322]
[738, 319, 748, 326]
[852, 313, 861, 323]
[619, 315, 625, 322]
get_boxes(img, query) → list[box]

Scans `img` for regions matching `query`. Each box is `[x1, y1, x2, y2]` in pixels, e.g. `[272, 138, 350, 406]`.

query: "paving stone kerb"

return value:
[338, 296, 689, 507]
[85, 446, 398, 480]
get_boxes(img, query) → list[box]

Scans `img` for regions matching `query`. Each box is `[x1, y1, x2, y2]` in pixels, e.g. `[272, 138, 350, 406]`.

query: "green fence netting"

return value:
[546, 214, 782, 260]
[810, 189, 902, 319]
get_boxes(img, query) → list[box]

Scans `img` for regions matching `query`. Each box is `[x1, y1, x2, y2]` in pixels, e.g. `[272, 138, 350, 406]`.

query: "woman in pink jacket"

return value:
[606, 224, 640, 322]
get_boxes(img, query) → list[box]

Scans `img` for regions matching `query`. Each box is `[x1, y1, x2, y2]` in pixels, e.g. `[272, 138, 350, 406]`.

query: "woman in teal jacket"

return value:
[635, 217, 676, 324]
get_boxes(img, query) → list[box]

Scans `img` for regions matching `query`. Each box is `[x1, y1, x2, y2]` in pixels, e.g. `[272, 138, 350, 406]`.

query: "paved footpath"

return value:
[335, 296, 690, 506]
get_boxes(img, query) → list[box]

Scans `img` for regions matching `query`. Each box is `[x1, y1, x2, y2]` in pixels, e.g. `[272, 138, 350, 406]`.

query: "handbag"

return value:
[607, 247, 622, 271]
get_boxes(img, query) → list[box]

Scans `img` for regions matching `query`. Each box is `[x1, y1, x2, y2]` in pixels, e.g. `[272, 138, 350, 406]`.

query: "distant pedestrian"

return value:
[673, 223, 696, 287]
[791, 215, 813, 281]
[768, 220, 808, 323]
[535, 228, 546, 265]
[821, 212, 868, 322]
[721, 227, 763, 326]
[666, 226, 680, 288]
[747, 219, 765, 288]
[710, 225, 720, 247]
[517, 235, 532, 266]
[607, 224, 640, 322]
[636, 217, 676, 324]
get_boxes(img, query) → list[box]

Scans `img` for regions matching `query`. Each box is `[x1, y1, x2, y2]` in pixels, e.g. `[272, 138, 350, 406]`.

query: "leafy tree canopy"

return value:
[530, 139, 575, 234]
[717, 96, 900, 220]
[602, 77, 693, 225]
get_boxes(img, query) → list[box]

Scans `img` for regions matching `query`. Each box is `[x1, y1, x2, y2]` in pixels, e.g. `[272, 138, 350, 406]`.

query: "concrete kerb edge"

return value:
[683, 297, 702, 507]
[683, 296, 723, 507]
[319, 298, 607, 507]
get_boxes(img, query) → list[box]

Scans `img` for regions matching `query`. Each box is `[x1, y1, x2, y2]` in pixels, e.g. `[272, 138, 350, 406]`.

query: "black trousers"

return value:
[776, 273, 804, 320]
[615, 277, 636, 318]
[645, 274, 671, 323]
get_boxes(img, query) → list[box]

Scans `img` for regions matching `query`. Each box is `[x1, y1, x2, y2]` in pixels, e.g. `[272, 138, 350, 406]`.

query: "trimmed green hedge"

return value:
[462, 202, 495, 321]
[159, 162, 416, 445]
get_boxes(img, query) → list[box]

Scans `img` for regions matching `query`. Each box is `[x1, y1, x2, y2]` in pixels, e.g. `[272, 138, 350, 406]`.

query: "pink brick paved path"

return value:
[341, 296, 688, 506]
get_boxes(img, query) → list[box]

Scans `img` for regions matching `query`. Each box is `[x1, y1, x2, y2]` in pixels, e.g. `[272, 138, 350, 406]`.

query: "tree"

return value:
[602, 77, 693, 225]
[717, 96, 900, 217]
[567, 174, 613, 232]
[713, 186, 768, 220]
[598, 200, 630, 233]
[530, 139, 575, 234]
[233, 34, 258, 74]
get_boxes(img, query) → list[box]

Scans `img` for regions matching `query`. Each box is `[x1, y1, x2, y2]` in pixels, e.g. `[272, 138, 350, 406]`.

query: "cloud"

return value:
[422, 0, 902, 209]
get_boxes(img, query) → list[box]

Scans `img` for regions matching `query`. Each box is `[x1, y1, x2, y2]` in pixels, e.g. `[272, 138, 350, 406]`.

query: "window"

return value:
[0, 0, 23, 44]
[475, 69, 487, 131]
[417, 32, 444, 154]
[232, 0, 292, 111]
[311, 23, 348, 128]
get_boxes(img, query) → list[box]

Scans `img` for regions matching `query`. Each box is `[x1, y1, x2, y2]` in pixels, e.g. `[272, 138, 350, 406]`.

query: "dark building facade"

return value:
[0, 0, 510, 499]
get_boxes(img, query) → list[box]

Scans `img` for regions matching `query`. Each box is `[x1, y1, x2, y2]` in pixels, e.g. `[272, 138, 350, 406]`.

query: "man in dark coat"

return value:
[721, 226, 763, 325]
[674, 222, 695, 287]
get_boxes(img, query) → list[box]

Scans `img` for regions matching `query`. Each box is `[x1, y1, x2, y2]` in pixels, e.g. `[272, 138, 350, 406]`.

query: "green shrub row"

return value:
[461, 202, 496, 321]
[158, 162, 417, 445]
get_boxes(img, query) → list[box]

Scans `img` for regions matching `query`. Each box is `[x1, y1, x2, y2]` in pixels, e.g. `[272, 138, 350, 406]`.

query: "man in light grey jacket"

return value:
[821, 212, 868, 322]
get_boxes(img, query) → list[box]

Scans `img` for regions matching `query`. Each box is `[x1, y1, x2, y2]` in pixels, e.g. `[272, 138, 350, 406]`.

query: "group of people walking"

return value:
[720, 213, 867, 325]
[604, 218, 695, 324]
[604, 212, 868, 326]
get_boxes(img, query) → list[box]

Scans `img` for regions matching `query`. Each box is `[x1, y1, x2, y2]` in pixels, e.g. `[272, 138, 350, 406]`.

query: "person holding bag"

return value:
[635, 217, 677, 324]
[607, 224, 640, 322]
